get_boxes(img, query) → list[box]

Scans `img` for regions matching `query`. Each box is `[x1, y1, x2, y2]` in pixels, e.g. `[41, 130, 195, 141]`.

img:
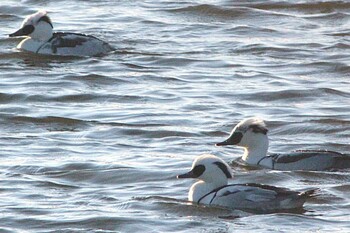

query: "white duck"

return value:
[216, 117, 350, 171]
[9, 10, 113, 56]
[177, 154, 317, 212]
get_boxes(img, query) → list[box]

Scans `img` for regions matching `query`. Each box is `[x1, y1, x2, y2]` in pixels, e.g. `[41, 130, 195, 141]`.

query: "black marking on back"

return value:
[192, 165, 205, 178]
[49, 33, 88, 53]
[259, 151, 350, 170]
[257, 155, 271, 167]
[38, 15, 53, 28]
[52, 32, 104, 42]
[273, 153, 316, 164]
[242, 183, 289, 193]
[249, 124, 268, 135]
[46, 32, 107, 54]
[197, 183, 293, 204]
[222, 190, 239, 196]
[197, 184, 228, 204]
[213, 161, 232, 178]
[294, 150, 346, 157]
[275, 150, 350, 168]
[243, 183, 298, 199]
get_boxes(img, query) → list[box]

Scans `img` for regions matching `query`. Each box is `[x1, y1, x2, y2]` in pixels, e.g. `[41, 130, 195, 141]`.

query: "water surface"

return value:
[0, 0, 349, 232]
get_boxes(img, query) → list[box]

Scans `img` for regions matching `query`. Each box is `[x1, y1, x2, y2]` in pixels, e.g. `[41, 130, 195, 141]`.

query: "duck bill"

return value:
[215, 139, 231, 146]
[9, 28, 27, 37]
[9, 25, 34, 37]
[177, 170, 195, 179]
[215, 132, 243, 146]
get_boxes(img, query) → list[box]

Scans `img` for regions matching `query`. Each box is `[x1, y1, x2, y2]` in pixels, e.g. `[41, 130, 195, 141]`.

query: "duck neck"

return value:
[18, 38, 47, 53]
[31, 22, 53, 42]
[189, 179, 227, 203]
[242, 135, 269, 165]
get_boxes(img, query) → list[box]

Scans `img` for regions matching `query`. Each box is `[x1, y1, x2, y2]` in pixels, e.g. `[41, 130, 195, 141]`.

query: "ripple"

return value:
[248, 1, 350, 13]
[0, 0, 349, 232]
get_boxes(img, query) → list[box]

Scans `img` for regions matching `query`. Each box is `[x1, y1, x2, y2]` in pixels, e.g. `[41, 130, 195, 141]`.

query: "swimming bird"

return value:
[177, 154, 317, 212]
[216, 117, 350, 171]
[9, 10, 113, 56]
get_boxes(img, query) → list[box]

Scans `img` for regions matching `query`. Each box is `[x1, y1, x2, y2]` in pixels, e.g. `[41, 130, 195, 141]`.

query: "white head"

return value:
[9, 10, 53, 41]
[177, 155, 233, 202]
[177, 154, 232, 185]
[216, 117, 269, 150]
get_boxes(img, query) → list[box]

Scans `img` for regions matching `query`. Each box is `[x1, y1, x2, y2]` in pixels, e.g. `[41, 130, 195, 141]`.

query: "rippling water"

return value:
[1, 0, 350, 232]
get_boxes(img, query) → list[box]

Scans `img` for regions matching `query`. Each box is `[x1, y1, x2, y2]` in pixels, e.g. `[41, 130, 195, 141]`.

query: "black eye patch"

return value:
[213, 161, 232, 178]
[22, 25, 35, 35]
[192, 165, 205, 178]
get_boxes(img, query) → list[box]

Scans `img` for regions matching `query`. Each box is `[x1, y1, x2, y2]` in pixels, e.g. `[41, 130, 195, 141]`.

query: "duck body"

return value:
[177, 154, 316, 212]
[9, 10, 113, 57]
[257, 150, 350, 171]
[196, 183, 315, 212]
[216, 118, 350, 171]
[18, 32, 113, 56]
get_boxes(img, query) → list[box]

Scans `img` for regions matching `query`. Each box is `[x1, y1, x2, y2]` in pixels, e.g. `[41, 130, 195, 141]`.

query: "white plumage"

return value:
[216, 117, 350, 171]
[177, 154, 317, 212]
[9, 10, 113, 56]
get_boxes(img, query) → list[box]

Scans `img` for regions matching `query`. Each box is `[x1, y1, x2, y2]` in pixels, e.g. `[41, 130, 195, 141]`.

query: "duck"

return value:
[216, 117, 350, 171]
[177, 154, 317, 212]
[9, 10, 113, 56]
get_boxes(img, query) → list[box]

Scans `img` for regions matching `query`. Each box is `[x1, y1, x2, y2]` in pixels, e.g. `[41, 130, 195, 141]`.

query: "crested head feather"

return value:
[237, 117, 268, 134]
[192, 154, 226, 167]
[21, 10, 49, 27]
[192, 154, 233, 179]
